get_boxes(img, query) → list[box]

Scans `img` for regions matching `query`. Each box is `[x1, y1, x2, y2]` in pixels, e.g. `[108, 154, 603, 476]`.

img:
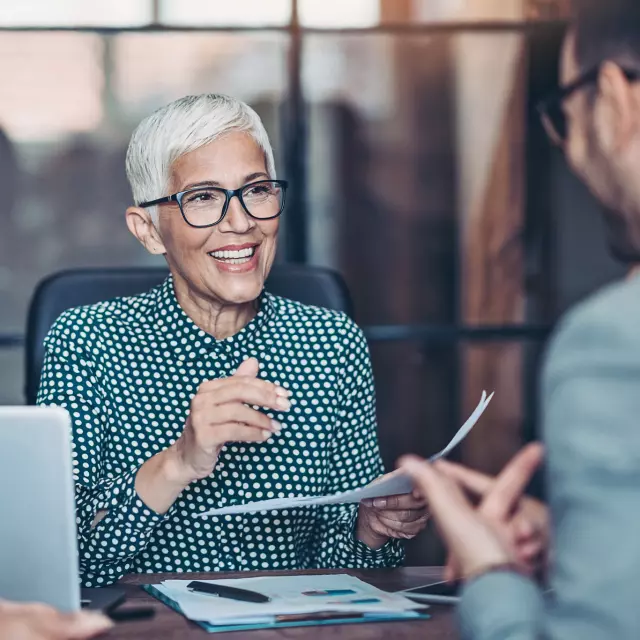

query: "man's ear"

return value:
[595, 61, 638, 154]
[126, 206, 166, 255]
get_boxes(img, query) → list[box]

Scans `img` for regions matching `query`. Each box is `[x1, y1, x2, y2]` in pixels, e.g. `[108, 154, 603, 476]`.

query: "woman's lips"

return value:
[208, 244, 260, 273]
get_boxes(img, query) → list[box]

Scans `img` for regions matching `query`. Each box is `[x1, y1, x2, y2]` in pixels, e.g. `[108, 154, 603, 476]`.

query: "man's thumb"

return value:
[234, 357, 260, 378]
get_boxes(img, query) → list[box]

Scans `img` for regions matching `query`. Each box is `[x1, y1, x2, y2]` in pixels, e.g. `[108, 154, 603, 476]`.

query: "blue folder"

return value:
[143, 583, 431, 633]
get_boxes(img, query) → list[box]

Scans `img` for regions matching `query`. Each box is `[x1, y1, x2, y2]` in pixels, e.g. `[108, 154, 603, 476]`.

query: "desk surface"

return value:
[106, 567, 458, 639]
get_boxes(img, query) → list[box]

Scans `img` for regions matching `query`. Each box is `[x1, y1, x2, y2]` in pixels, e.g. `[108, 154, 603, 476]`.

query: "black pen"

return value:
[187, 581, 271, 603]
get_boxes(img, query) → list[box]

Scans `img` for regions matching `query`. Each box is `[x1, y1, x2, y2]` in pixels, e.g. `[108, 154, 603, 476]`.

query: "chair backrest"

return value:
[25, 264, 353, 404]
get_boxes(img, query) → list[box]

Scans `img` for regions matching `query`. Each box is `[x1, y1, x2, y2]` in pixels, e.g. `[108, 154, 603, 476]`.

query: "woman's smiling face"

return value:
[155, 131, 280, 307]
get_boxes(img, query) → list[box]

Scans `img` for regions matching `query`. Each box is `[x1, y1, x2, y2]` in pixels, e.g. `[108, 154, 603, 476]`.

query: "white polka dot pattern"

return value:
[37, 276, 403, 586]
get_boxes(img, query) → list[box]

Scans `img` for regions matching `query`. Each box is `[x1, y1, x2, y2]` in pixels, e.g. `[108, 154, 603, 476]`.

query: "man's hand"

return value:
[357, 472, 429, 549]
[398, 444, 544, 581]
[437, 445, 549, 581]
[0, 601, 112, 640]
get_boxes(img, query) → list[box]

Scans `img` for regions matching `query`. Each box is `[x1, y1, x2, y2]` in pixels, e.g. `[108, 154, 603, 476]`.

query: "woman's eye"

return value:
[186, 190, 219, 203]
[247, 185, 270, 196]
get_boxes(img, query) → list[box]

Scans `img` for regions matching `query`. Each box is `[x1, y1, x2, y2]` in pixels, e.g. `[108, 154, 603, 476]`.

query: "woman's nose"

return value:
[219, 194, 254, 234]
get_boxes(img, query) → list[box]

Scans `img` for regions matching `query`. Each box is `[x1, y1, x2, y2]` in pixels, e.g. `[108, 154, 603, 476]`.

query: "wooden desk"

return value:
[106, 567, 457, 639]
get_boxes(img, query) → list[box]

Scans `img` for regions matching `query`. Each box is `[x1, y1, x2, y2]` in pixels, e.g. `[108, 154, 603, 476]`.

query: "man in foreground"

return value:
[401, 0, 640, 637]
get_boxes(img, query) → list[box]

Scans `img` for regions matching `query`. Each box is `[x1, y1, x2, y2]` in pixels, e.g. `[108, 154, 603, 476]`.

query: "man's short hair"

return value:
[574, 0, 640, 71]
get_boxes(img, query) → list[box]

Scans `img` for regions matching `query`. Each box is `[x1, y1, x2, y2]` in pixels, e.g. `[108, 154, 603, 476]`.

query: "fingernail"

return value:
[373, 498, 387, 509]
[362, 499, 373, 507]
[262, 430, 272, 440]
[271, 420, 282, 432]
[276, 387, 291, 397]
[276, 397, 291, 411]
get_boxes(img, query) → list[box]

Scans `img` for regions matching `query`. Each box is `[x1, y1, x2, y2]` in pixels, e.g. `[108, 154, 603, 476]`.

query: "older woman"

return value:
[37, 94, 428, 587]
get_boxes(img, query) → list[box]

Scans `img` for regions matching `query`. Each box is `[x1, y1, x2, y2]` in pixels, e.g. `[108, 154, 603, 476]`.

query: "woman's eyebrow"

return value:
[180, 173, 270, 192]
[243, 172, 269, 183]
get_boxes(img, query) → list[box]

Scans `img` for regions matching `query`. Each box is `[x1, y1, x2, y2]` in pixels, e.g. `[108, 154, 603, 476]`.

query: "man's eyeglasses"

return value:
[537, 65, 640, 146]
[139, 179, 288, 228]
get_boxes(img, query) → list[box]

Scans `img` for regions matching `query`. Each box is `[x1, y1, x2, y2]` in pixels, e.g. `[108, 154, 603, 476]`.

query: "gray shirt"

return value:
[458, 275, 640, 639]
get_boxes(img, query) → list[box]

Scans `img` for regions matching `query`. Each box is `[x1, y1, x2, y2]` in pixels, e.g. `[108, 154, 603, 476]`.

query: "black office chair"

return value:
[25, 264, 353, 404]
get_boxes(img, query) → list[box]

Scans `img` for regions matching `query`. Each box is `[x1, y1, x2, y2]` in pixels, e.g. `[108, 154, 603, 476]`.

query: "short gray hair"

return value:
[126, 94, 276, 221]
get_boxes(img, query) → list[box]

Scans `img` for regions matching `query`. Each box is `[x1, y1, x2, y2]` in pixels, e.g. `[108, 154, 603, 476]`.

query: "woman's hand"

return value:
[0, 601, 112, 640]
[170, 358, 291, 483]
[136, 358, 290, 513]
[398, 444, 544, 581]
[357, 472, 430, 549]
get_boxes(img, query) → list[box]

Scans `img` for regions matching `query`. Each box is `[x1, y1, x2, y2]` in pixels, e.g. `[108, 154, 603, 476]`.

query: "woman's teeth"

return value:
[209, 246, 256, 264]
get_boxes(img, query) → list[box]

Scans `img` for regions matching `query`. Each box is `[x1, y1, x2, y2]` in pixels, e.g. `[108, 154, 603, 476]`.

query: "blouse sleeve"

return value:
[310, 315, 404, 569]
[36, 313, 175, 587]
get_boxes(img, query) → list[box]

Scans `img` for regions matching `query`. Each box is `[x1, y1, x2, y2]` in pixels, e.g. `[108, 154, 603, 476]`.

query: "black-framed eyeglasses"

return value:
[537, 65, 640, 146]
[139, 179, 289, 228]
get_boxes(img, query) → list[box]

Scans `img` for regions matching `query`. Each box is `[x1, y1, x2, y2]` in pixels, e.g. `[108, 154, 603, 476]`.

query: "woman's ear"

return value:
[126, 206, 166, 255]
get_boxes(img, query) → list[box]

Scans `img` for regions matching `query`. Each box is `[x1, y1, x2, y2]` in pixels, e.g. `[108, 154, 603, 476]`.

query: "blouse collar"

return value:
[152, 274, 274, 357]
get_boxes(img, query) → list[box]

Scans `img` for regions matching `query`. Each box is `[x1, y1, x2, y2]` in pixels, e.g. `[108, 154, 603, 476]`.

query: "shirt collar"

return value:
[153, 274, 274, 357]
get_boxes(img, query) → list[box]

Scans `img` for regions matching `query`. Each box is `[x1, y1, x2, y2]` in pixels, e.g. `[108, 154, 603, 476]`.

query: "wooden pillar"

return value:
[456, 1, 528, 474]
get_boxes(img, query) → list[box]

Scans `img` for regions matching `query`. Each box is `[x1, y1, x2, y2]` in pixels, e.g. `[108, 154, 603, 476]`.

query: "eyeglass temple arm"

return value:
[139, 194, 178, 208]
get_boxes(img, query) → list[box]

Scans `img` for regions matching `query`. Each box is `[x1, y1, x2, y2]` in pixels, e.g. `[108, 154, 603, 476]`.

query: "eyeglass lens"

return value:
[180, 181, 285, 227]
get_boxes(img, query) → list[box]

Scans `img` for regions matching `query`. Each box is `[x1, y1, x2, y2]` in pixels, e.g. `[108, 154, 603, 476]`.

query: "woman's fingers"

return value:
[200, 379, 292, 412]
[208, 404, 279, 433]
[363, 493, 426, 510]
[214, 423, 280, 443]
[373, 509, 427, 525]
[376, 515, 430, 536]
[234, 357, 260, 378]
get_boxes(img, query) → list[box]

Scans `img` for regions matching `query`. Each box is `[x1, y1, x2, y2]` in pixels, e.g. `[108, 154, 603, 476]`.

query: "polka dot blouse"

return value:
[37, 276, 404, 587]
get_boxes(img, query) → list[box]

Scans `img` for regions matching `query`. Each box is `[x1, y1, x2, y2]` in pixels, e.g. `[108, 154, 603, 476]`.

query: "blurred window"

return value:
[159, 0, 292, 27]
[0, 0, 152, 27]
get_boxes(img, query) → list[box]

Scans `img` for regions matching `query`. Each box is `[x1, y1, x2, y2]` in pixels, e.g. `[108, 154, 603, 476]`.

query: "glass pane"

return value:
[526, 0, 571, 20]
[0, 0, 152, 27]
[160, 0, 291, 27]
[299, 0, 537, 26]
[410, 0, 525, 23]
[299, 0, 380, 28]
[0, 31, 287, 405]
[0, 33, 104, 140]
[304, 32, 462, 326]
[303, 31, 529, 477]
[304, 31, 527, 326]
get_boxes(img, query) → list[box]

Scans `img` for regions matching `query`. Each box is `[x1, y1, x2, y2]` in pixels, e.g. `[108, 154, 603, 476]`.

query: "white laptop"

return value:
[0, 407, 123, 612]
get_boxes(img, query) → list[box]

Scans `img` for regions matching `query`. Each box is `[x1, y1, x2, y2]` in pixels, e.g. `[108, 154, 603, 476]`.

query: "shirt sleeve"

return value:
[36, 314, 175, 587]
[457, 289, 640, 639]
[310, 315, 404, 569]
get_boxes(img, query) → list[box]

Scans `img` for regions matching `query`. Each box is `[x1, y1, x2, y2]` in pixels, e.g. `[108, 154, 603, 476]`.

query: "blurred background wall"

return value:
[0, 0, 624, 564]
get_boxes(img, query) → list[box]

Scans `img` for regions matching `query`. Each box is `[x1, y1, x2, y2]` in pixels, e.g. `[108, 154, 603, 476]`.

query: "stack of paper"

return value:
[145, 574, 428, 632]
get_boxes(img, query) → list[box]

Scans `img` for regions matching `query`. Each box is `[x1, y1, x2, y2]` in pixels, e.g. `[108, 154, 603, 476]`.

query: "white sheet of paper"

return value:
[197, 391, 493, 518]
[158, 575, 422, 624]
